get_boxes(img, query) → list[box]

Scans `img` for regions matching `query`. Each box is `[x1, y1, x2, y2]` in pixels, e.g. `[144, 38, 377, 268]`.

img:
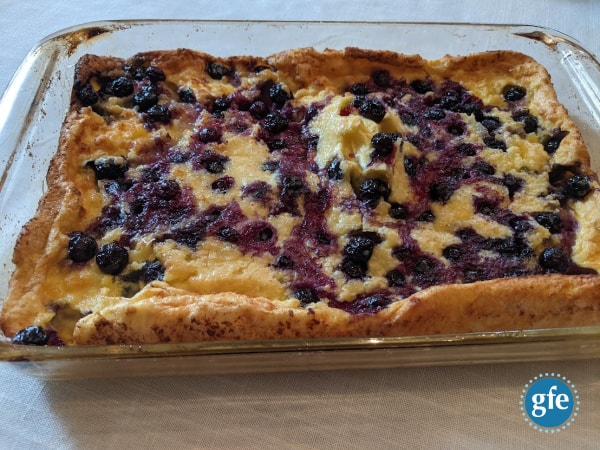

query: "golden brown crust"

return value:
[2, 47, 600, 345]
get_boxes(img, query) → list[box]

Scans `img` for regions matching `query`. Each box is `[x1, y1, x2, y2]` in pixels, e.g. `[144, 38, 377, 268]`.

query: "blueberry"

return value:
[281, 175, 304, 192]
[564, 175, 591, 199]
[358, 178, 390, 207]
[472, 160, 495, 175]
[439, 90, 461, 109]
[267, 138, 286, 151]
[480, 116, 502, 132]
[410, 79, 432, 94]
[543, 134, 567, 155]
[249, 101, 268, 119]
[89, 156, 128, 180]
[371, 132, 398, 157]
[211, 176, 235, 193]
[403, 156, 418, 177]
[68, 232, 98, 263]
[503, 85, 526, 102]
[274, 255, 294, 269]
[456, 143, 477, 156]
[344, 234, 378, 265]
[146, 104, 171, 124]
[388, 203, 408, 220]
[447, 123, 465, 136]
[206, 160, 226, 174]
[198, 127, 222, 143]
[213, 96, 231, 112]
[417, 210, 435, 222]
[207, 62, 231, 80]
[503, 174, 524, 198]
[110, 77, 134, 97]
[256, 227, 274, 242]
[459, 102, 483, 119]
[483, 136, 507, 151]
[327, 159, 344, 180]
[133, 85, 159, 111]
[349, 83, 369, 96]
[263, 111, 289, 134]
[443, 244, 465, 262]
[429, 182, 454, 202]
[262, 160, 279, 172]
[386, 269, 406, 287]
[514, 113, 538, 134]
[535, 212, 562, 233]
[96, 242, 129, 275]
[242, 181, 271, 201]
[372, 69, 391, 87]
[539, 247, 569, 273]
[358, 99, 386, 123]
[423, 108, 446, 121]
[217, 226, 240, 242]
[12, 326, 48, 346]
[413, 257, 434, 274]
[269, 83, 293, 106]
[75, 82, 99, 106]
[178, 88, 197, 103]
[139, 260, 165, 283]
[294, 287, 319, 305]
[341, 259, 367, 279]
[145, 66, 166, 82]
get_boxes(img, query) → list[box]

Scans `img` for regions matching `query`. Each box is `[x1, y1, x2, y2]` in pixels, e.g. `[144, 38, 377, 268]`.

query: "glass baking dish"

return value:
[0, 20, 599, 380]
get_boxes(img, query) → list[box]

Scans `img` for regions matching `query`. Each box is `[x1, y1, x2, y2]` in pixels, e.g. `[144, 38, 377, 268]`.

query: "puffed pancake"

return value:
[2, 48, 600, 345]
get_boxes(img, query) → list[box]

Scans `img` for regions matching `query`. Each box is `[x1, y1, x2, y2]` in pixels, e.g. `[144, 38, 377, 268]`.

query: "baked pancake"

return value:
[2, 48, 600, 345]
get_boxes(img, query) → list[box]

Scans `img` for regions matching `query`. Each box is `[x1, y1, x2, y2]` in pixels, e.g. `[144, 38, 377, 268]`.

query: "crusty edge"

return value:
[72, 275, 600, 345]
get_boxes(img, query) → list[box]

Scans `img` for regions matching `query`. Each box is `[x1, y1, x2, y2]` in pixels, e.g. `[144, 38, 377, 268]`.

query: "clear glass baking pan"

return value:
[0, 20, 599, 380]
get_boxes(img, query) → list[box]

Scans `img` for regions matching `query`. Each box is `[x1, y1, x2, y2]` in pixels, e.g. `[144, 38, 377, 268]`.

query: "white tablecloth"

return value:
[1, 1, 599, 448]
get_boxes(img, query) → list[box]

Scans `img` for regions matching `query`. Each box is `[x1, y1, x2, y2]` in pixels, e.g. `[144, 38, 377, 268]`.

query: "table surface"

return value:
[1, 1, 599, 448]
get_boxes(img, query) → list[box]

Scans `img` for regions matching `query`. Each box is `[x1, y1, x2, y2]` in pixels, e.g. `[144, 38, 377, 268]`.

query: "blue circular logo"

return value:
[520, 373, 579, 432]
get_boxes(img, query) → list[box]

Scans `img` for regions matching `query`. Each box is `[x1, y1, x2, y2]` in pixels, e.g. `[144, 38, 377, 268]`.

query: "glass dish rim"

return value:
[1, 19, 599, 370]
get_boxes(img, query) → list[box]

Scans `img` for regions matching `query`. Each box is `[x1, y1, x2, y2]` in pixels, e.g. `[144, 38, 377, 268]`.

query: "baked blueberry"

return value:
[358, 99, 386, 123]
[249, 101, 268, 119]
[410, 79, 432, 94]
[267, 138, 286, 151]
[341, 259, 367, 279]
[327, 159, 344, 180]
[207, 62, 231, 80]
[269, 83, 293, 105]
[503, 174, 524, 198]
[110, 77, 134, 97]
[480, 116, 501, 133]
[96, 242, 129, 275]
[372, 69, 391, 87]
[423, 108, 446, 121]
[539, 247, 569, 273]
[217, 226, 240, 242]
[564, 175, 591, 199]
[294, 287, 319, 305]
[388, 203, 408, 220]
[211, 176, 235, 193]
[386, 269, 406, 287]
[145, 66, 166, 82]
[503, 85, 526, 102]
[146, 104, 171, 124]
[12, 326, 48, 346]
[439, 90, 461, 109]
[371, 132, 398, 157]
[133, 85, 159, 111]
[514, 113, 538, 134]
[75, 82, 99, 106]
[274, 255, 294, 269]
[535, 212, 562, 233]
[68, 232, 98, 263]
[483, 136, 507, 151]
[89, 156, 128, 180]
[543, 133, 567, 155]
[349, 83, 369, 96]
[358, 178, 390, 207]
[198, 127, 222, 143]
[443, 244, 465, 262]
[178, 88, 197, 103]
[213, 96, 231, 112]
[263, 112, 289, 134]
[344, 234, 378, 265]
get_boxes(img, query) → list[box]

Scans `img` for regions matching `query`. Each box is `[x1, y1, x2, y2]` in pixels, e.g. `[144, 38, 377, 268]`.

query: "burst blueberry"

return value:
[68, 232, 98, 263]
